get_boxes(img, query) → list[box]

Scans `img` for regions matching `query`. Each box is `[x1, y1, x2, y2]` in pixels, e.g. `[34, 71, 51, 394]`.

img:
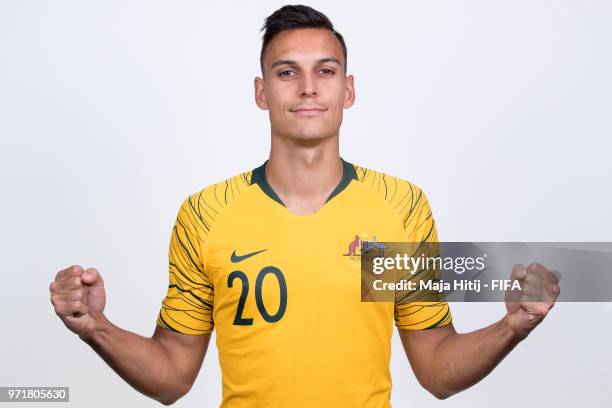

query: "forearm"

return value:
[79, 314, 180, 405]
[428, 315, 524, 398]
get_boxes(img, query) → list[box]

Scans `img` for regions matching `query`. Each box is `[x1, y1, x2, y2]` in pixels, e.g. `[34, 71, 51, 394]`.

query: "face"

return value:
[255, 28, 355, 143]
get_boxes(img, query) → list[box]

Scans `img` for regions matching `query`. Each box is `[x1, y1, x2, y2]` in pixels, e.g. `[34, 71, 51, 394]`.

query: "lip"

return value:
[289, 107, 327, 115]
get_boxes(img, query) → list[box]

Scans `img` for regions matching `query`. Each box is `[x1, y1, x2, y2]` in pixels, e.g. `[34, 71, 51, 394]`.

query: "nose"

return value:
[300, 73, 317, 97]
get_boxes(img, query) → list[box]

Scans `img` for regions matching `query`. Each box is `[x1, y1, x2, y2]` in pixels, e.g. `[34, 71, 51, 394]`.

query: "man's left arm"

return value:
[399, 262, 560, 400]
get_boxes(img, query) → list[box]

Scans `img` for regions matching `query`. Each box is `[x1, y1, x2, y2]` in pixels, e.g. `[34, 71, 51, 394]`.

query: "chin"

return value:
[289, 128, 334, 143]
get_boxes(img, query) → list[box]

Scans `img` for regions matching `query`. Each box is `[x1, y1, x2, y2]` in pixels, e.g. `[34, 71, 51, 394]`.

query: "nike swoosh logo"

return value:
[231, 249, 267, 263]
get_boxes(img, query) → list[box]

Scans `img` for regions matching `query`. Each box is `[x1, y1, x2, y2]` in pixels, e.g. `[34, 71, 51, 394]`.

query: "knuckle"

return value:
[535, 306, 548, 316]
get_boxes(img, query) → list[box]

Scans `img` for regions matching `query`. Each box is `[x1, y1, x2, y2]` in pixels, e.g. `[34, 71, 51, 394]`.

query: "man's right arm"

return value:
[50, 265, 211, 406]
[82, 315, 211, 406]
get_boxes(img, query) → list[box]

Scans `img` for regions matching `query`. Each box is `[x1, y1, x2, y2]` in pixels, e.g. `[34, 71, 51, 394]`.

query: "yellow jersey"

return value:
[157, 158, 452, 407]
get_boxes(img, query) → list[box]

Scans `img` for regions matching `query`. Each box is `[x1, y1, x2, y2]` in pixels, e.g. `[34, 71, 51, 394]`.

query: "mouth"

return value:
[289, 107, 328, 116]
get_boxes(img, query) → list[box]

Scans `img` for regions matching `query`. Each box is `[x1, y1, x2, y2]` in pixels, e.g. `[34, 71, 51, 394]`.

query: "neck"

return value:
[265, 133, 343, 215]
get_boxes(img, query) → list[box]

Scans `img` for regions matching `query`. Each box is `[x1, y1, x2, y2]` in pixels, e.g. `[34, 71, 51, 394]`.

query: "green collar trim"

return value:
[251, 158, 357, 207]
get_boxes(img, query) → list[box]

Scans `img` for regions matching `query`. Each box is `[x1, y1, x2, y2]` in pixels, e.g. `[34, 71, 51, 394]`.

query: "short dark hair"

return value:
[259, 5, 347, 76]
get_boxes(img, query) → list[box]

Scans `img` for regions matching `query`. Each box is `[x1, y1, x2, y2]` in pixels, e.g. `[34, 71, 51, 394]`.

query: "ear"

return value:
[254, 77, 268, 110]
[343, 74, 355, 109]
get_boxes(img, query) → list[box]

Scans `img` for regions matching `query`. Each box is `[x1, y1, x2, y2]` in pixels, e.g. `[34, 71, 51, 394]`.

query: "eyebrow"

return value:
[270, 57, 341, 69]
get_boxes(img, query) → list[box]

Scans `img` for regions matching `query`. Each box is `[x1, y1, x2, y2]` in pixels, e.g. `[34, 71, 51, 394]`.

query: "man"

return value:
[49, 5, 560, 407]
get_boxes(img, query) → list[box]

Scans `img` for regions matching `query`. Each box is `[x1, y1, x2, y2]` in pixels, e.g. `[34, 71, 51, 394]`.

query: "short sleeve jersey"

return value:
[157, 158, 452, 408]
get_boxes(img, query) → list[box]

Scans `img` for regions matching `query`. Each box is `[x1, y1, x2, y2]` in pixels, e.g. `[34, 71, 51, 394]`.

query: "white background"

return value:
[1, 1, 611, 407]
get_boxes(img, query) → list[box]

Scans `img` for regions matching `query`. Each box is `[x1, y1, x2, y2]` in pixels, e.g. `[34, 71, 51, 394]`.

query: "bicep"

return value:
[157, 197, 215, 335]
[396, 183, 458, 385]
[152, 197, 215, 392]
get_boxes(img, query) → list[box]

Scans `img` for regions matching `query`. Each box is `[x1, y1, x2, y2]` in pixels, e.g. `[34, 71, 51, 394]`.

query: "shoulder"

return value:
[186, 168, 254, 210]
[351, 163, 430, 212]
[175, 168, 256, 238]
[351, 162, 438, 240]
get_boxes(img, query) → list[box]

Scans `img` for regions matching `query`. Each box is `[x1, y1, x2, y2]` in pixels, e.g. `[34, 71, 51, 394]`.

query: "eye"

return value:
[319, 68, 335, 75]
[278, 70, 295, 77]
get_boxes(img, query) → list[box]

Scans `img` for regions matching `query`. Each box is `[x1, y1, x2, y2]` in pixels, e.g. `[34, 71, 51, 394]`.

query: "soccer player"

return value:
[49, 5, 560, 407]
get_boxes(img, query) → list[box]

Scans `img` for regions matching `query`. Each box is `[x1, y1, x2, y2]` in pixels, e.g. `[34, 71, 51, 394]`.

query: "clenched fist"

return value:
[504, 262, 560, 339]
[50, 265, 106, 339]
